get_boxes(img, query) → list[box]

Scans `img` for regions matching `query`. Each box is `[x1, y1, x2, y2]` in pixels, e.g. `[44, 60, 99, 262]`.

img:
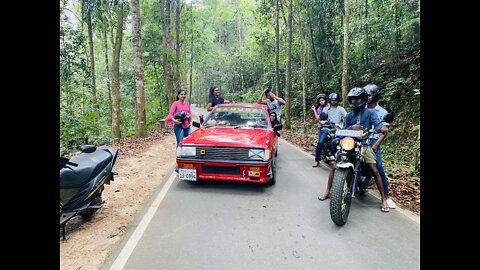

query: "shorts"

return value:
[362, 146, 377, 164]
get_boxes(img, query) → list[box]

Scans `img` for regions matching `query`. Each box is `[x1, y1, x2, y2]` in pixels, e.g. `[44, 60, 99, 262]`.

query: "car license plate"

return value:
[179, 168, 197, 181]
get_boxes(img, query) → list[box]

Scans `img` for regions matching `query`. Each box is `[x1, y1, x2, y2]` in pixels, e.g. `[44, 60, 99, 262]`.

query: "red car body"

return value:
[176, 103, 281, 185]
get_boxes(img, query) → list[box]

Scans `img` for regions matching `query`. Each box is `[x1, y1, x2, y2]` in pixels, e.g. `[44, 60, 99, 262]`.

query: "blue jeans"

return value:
[173, 124, 191, 147]
[315, 129, 333, 162]
[372, 138, 389, 195]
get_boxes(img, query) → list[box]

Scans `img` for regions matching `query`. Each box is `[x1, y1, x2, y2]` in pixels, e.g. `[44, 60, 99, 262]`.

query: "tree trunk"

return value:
[275, 0, 280, 95]
[101, 0, 112, 122]
[174, 0, 182, 92]
[364, 0, 368, 68]
[86, 6, 98, 113]
[284, 0, 292, 128]
[160, 0, 174, 106]
[189, 1, 194, 103]
[341, 0, 350, 106]
[106, 0, 115, 50]
[131, 0, 147, 136]
[153, 62, 164, 115]
[111, 1, 124, 140]
[301, 40, 307, 135]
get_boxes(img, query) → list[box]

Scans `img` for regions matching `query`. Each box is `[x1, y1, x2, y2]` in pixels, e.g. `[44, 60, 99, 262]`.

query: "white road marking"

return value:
[109, 172, 177, 270]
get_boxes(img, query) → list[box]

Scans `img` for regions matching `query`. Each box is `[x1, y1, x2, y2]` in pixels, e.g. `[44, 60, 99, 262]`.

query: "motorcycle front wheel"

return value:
[330, 167, 354, 226]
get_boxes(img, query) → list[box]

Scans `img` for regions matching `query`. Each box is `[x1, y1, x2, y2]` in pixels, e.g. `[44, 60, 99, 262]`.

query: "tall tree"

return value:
[131, 0, 147, 136]
[284, 0, 293, 128]
[341, 0, 350, 104]
[301, 39, 308, 135]
[111, 0, 125, 140]
[274, 0, 280, 95]
[189, 1, 194, 102]
[160, 0, 174, 105]
[101, 0, 112, 119]
[174, 0, 182, 92]
[83, 0, 99, 113]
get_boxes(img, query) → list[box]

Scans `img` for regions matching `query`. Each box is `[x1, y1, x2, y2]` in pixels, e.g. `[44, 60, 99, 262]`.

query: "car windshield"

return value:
[203, 106, 270, 129]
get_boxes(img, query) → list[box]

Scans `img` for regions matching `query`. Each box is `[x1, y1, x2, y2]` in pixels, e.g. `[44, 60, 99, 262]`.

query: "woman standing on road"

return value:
[166, 89, 192, 147]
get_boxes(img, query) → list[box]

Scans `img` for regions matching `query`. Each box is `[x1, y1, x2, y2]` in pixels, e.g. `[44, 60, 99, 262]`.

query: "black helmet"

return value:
[364, 84, 381, 104]
[174, 111, 190, 123]
[329, 93, 339, 101]
[347, 87, 367, 113]
[316, 93, 329, 105]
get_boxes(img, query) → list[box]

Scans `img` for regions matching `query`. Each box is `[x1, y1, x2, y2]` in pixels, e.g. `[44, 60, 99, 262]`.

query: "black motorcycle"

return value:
[60, 144, 118, 240]
[329, 113, 394, 226]
[318, 112, 342, 164]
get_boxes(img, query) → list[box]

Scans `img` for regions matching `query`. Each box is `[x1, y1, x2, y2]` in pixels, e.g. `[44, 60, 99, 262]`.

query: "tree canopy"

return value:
[60, 0, 420, 174]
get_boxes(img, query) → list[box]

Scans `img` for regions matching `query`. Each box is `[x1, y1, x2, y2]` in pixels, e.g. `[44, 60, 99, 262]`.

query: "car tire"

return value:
[266, 156, 276, 186]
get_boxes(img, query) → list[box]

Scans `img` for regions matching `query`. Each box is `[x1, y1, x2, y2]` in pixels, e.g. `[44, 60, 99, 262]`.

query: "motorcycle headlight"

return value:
[340, 137, 355, 151]
[177, 146, 196, 157]
[248, 149, 270, 161]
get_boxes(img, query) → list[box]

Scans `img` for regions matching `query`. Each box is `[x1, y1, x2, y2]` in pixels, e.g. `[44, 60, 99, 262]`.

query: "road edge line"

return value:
[108, 171, 177, 270]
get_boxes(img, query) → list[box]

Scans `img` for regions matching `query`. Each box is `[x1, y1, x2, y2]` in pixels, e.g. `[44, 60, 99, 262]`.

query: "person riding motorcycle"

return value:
[325, 93, 347, 128]
[318, 87, 391, 212]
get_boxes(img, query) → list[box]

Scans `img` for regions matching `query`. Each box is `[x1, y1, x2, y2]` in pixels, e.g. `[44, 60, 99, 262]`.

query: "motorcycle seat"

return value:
[60, 149, 113, 188]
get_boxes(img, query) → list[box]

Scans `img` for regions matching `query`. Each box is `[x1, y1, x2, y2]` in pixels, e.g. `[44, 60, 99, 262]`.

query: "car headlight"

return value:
[248, 149, 270, 161]
[177, 146, 196, 157]
[340, 137, 355, 151]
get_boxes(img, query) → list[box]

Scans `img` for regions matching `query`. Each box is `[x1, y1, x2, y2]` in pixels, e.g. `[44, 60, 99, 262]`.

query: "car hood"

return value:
[181, 127, 273, 149]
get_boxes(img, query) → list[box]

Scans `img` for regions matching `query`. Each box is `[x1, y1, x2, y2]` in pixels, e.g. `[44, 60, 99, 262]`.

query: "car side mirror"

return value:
[273, 124, 283, 131]
[192, 121, 201, 128]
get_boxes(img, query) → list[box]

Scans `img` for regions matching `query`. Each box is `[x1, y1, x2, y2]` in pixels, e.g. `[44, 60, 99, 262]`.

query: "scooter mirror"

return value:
[79, 145, 97, 153]
[319, 112, 328, 120]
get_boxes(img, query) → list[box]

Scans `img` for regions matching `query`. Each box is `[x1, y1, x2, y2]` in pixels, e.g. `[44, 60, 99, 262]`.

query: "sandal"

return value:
[312, 162, 320, 167]
[318, 194, 330, 201]
[380, 206, 390, 213]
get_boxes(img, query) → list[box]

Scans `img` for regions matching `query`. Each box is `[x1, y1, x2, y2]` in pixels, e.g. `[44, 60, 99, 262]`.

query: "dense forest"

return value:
[60, 0, 420, 177]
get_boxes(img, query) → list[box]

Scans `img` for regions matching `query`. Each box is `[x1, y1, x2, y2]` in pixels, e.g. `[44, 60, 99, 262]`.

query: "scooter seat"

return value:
[60, 148, 113, 188]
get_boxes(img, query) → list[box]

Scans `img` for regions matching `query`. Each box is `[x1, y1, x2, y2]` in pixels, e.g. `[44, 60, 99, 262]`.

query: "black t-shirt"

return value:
[208, 97, 225, 107]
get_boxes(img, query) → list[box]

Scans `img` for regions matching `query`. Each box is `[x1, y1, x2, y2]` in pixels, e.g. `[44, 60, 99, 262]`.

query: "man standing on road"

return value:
[365, 83, 397, 209]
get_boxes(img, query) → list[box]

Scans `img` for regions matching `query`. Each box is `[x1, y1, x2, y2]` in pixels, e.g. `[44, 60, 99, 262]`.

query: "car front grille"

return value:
[196, 147, 250, 160]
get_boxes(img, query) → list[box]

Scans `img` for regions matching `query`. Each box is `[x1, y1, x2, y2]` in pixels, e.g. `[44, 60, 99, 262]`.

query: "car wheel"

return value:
[267, 156, 276, 186]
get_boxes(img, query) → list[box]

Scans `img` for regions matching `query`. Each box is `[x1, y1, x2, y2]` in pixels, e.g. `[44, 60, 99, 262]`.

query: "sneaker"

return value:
[387, 198, 397, 209]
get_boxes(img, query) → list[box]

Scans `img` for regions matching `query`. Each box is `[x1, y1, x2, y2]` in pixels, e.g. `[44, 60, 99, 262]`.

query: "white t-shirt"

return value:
[326, 105, 347, 126]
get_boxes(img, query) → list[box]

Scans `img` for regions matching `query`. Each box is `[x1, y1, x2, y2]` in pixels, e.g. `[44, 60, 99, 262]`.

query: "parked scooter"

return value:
[329, 113, 394, 226]
[60, 144, 118, 240]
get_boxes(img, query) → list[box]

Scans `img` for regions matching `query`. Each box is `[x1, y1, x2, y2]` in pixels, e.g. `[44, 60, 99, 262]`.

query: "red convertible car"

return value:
[176, 103, 282, 185]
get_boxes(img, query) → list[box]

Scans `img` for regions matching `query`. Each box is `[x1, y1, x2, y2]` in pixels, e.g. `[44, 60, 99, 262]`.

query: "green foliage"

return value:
[60, 0, 420, 175]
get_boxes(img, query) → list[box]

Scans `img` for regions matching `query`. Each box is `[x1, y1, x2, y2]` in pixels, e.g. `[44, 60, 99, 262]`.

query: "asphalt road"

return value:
[102, 105, 420, 270]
